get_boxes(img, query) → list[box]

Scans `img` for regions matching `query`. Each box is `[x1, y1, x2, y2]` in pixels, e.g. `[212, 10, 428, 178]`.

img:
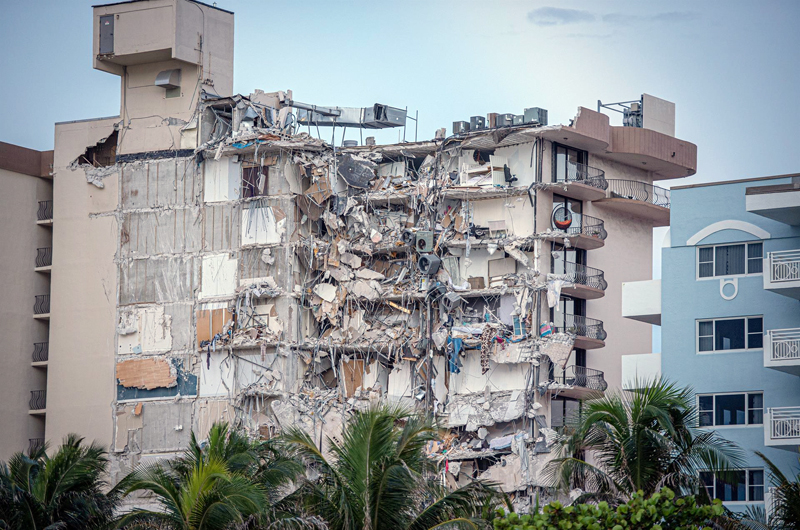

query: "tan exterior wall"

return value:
[45, 117, 120, 451]
[0, 167, 51, 459]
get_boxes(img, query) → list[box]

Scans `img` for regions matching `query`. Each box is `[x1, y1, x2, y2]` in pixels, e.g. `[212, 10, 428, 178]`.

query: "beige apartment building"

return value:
[0, 0, 696, 508]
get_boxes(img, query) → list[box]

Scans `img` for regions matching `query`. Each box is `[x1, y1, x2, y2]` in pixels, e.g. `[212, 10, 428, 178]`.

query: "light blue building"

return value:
[622, 173, 800, 512]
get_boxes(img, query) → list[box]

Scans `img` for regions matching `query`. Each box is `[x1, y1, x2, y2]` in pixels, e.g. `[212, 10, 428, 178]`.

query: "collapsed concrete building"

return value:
[0, 0, 697, 510]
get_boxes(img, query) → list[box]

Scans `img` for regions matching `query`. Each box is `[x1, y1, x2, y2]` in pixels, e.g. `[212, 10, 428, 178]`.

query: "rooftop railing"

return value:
[605, 179, 670, 208]
[767, 250, 800, 283]
[554, 259, 608, 291]
[769, 407, 800, 440]
[37, 200, 53, 221]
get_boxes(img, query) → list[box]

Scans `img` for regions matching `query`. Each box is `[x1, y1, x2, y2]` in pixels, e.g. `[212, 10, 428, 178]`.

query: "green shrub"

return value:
[493, 488, 723, 530]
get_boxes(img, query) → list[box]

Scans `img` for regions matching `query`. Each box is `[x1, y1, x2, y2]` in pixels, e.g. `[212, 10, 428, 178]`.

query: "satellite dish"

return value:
[551, 205, 573, 231]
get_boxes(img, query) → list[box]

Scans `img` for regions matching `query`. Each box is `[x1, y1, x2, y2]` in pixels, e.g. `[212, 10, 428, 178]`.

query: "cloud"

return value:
[527, 7, 595, 26]
[603, 11, 698, 25]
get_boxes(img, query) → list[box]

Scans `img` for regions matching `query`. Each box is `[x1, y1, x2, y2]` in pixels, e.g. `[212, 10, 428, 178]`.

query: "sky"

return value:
[1, 0, 799, 349]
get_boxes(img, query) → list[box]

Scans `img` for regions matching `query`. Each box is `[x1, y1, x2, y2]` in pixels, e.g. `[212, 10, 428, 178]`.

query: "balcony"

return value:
[33, 294, 50, 319]
[548, 365, 607, 399]
[37, 200, 53, 226]
[595, 179, 671, 226]
[764, 250, 800, 299]
[746, 182, 800, 226]
[765, 407, 800, 449]
[552, 314, 606, 350]
[29, 390, 46, 413]
[28, 438, 44, 455]
[554, 259, 607, 300]
[764, 329, 800, 376]
[32, 342, 49, 365]
[621, 279, 661, 325]
[35, 247, 52, 272]
[551, 163, 608, 202]
[544, 213, 607, 250]
[621, 353, 662, 391]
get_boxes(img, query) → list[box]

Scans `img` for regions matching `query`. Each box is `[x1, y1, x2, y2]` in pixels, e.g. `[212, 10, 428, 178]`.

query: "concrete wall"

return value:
[46, 117, 120, 451]
[662, 176, 800, 509]
[0, 167, 51, 459]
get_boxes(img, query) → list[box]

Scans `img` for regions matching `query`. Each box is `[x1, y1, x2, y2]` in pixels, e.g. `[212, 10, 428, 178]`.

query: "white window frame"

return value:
[700, 468, 765, 504]
[696, 241, 763, 280]
[696, 316, 764, 354]
[697, 391, 763, 428]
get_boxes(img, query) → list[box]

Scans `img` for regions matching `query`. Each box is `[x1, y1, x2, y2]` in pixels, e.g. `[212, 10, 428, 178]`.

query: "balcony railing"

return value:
[554, 259, 608, 291]
[557, 163, 608, 190]
[767, 329, 800, 362]
[560, 214, 608, 241]
[553, 314, 607, 341]
[35, 247, 52, 268]
[37, 200, 53, 221]
[554, 365, 608, 392]
[768, 250, 800, 283]
[32, 342, 49, 363]
[769, 407, 800, 440]
[28, 438, 44, 454]
[34, 295, 50, 315]
[29, 390, 46, 410]
[605, 179, 671, 208]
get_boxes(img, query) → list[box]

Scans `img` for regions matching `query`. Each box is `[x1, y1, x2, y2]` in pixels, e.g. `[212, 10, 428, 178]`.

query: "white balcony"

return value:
[621, 279, 661, 325]
[764, 250, 800, 299]
[765, 407, 800, 449]
[764, 329, 800, 376]
[621, 353, 661, 390]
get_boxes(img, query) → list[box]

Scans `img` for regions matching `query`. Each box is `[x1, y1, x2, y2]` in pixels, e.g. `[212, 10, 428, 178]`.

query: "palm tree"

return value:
[0, 434, 116, 530]
[283, 403, 499, 530]
[114, 422, 316, 530]
[544, 377, 745, 504]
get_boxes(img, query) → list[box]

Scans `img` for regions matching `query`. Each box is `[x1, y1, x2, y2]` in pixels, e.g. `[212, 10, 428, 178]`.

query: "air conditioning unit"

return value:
[496, 114, 515, 127]
[415, 231, 433, 252]
[452, 121, 470, 135]
[513, 115, 524, 126]
[418, 254, 441, 276]
[524, 107, 548, 125]
[470, 116, 486, 130]
[401, 229, 415, 246]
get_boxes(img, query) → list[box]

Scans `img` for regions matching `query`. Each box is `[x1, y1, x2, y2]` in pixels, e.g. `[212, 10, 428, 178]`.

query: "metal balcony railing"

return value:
[553, 314, 607, 341]
[767, 250, 800, 283]
[37, 200, 53, 221]
[29, 390, 46, 410]
[34, 295, 50, 315]
[35, 247, 52, 268]
[28, 438, 44, 454]
[560, 213, 608, 241]
[769, 407, 800, 440]
[557, 162, 608, 191]
[605, 179, 671, 208]
[554, 259, 608, 291]
[32, 342, 49, 363]
[768, 329, 800, 362]
[554, 365, 608, 392]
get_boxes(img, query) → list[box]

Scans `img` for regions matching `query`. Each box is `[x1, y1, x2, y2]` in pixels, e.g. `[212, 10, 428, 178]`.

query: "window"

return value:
[698, 242, 763, 278]
[242, 166, 269, 198]
[697, 317, 763, 352]
[553, 144, 588, 183]
[698, 392, 763, 427]
[700, 469, 764, 502]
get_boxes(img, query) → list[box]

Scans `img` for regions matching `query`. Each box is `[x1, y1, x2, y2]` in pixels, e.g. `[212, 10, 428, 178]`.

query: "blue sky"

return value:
[1, 1, 798, 349]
